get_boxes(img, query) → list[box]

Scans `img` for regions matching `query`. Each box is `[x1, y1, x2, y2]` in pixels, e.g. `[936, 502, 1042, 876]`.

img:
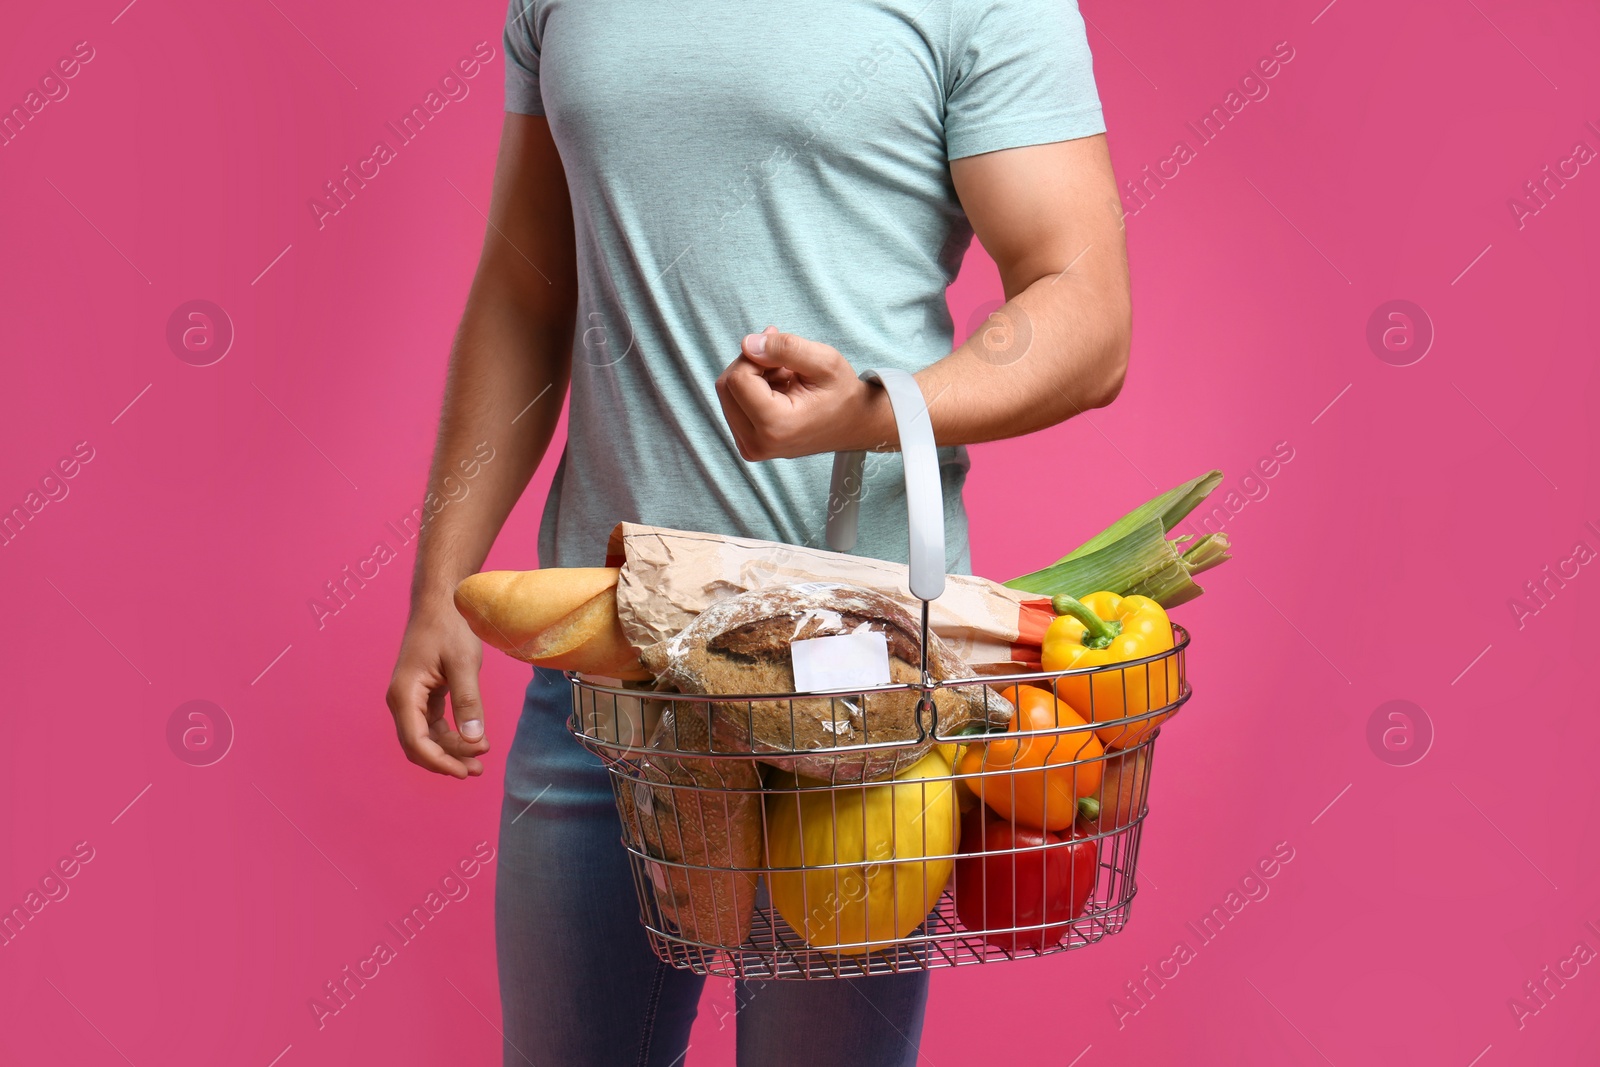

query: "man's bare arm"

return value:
[717, 135, 1130, 457]
[921, 133, 1130, 440]
[386, 113, 577, 779]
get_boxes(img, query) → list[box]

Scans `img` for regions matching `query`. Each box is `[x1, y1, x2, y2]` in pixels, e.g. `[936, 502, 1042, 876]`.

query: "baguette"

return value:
[454, 568, 648, 679]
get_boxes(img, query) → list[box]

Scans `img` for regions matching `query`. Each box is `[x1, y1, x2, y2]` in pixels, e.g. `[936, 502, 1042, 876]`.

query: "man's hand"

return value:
[386, 598, 491, 779]
[715, 326, 891, 460]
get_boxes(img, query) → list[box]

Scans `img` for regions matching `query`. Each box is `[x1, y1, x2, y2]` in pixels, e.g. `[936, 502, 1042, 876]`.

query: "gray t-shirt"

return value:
[503, 0, 1103, 573]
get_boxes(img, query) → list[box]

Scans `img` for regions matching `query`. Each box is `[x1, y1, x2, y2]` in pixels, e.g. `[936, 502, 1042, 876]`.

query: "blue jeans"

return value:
[496, 668, 930, 1067]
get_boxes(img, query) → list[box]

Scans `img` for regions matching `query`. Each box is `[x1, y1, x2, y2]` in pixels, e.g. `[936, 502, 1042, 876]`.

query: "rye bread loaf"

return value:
[618, 701, 763, 950]
[641, 582, 1013, 781]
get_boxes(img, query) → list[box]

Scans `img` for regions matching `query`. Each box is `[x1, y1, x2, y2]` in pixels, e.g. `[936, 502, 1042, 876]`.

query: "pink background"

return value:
[3, 0, 1597, 1063]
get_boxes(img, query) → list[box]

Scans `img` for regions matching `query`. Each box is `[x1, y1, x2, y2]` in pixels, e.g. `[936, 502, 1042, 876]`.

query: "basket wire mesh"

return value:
[567, 625, 1189, 980]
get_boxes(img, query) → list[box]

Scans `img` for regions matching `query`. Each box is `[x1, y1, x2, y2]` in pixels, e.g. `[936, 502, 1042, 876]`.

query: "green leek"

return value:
[1003, 470, 1232, 608]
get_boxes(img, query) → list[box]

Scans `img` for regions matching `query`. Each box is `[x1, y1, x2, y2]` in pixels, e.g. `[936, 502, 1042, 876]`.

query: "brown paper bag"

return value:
[603, 523, 1055, 673]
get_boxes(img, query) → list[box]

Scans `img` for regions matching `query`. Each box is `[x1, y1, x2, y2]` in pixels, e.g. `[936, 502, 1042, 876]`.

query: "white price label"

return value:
[789, 631, 892, 693]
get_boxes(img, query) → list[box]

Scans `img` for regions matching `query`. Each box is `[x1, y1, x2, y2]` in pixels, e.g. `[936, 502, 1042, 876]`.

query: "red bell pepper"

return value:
[954, 807, 1097, 952]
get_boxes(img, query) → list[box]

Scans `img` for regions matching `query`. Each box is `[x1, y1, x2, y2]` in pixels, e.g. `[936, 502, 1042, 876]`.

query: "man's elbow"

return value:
[1083, 315, 1131, 411]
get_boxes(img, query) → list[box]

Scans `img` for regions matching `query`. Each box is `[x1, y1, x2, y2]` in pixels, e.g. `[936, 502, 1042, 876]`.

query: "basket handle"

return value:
[825, 367, 946, 604]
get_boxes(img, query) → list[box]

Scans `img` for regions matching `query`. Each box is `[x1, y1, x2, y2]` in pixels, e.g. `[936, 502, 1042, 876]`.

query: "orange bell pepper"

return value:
[1042, 591, 1180, 750]
[955, 685, 1104, 832]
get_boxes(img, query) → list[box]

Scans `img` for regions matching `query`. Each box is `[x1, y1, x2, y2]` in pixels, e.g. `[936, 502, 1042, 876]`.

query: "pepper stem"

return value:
[1051, 594, 1122, 649]
[1077, 796, 1101, 821]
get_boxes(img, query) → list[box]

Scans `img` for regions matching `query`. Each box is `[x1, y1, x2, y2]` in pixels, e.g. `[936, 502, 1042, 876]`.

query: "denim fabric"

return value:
[496, 667, 930, 1066]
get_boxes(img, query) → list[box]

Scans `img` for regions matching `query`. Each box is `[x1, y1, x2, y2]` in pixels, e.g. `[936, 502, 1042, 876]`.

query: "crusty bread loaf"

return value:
[455, 568, 618, 640]
[454, 568, 648, 679]
[618, 703, 762, 950]
[642, 582, 1012, 782]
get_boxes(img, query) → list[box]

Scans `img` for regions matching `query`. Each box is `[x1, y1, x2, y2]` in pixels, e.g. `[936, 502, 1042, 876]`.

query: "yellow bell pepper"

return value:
[765, 750, 959, 954]
[1041, 591, 1180, 750]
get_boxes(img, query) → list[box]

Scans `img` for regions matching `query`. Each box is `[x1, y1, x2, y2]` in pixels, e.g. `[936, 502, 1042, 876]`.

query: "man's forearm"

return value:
[914, 263, 1131, 447]
[834, 266, 1130, 454]
[409, 281, 573, 611]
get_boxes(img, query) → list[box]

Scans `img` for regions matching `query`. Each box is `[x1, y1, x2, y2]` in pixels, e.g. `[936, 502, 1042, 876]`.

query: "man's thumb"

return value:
[447, 662, 486, 742]
[741, 326, 834, 376]
[741, 325, 780, 361]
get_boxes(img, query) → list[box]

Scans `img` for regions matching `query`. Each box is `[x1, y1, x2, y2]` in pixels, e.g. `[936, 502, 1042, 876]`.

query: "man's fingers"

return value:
[716, 360, 763, 457]
[441, 656, 489, 773]
[723, 363, 790, 460]
[741, 328, 843, 379]
[406, 724, 472, 778]
[761, 365, 797, 389]
[406, 655, 487, 773]
[429, 716, 485, 776]
[388, 675, 472, 779]
[723, 356, 782, 410]
[450, 672, 486, 743]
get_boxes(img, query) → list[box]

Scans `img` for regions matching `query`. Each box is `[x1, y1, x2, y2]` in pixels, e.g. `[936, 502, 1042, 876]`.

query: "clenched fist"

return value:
[715, 326, 893, 460]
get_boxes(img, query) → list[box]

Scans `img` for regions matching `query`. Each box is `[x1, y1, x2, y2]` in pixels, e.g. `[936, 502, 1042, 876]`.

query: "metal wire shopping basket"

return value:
[567, 368, 1192, 980]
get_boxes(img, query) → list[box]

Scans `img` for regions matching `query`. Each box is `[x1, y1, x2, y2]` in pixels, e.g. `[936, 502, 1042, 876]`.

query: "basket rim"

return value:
[571, 685, 1189, 764]
[568, 622, 1189, 705]
[642, 902, 1135, 962]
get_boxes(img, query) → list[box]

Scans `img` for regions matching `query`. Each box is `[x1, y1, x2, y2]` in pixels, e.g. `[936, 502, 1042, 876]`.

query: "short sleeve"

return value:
[944, 0, 1105, 161]
[503, 0, 545, 116]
